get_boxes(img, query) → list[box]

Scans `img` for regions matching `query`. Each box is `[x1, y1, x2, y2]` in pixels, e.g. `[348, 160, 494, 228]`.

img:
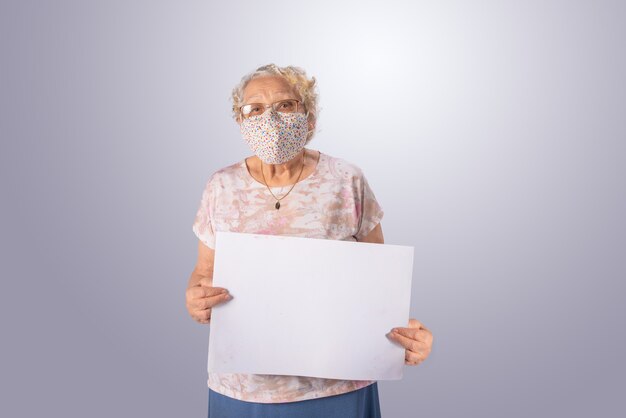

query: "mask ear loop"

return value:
[303, 108, 315, 139]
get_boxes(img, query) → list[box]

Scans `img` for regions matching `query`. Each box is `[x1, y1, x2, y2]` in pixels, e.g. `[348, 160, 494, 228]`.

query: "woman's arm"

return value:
[188, 240, 215, 288]
[356, 222, 384, 244]
[186, 241, 232, 324]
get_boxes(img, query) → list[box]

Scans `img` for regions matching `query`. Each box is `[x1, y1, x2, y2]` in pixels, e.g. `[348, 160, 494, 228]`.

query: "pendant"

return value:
[275, 201, 281, 210]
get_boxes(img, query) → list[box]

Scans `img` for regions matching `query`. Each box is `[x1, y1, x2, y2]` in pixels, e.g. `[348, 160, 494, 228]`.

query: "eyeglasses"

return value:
[239, 99, 305, 120]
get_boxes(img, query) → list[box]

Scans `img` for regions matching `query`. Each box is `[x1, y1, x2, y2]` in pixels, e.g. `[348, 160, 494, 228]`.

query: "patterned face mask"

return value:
[240, 109, 309, 164]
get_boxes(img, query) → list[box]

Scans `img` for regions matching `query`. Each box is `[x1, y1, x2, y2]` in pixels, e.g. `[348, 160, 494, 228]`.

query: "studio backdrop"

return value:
[1, 1, 624, 417]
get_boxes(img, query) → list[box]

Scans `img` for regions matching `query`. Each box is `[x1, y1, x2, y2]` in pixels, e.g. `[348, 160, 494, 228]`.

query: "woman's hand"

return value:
[387, 319, 433, 366]
[185, 276, 233, 324]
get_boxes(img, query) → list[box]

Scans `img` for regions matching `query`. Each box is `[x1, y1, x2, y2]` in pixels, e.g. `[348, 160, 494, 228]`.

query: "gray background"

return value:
[1, 0, 624, 417]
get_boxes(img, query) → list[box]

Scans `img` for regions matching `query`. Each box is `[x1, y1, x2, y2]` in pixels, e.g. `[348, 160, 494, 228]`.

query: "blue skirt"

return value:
[208, 382, 382, 418]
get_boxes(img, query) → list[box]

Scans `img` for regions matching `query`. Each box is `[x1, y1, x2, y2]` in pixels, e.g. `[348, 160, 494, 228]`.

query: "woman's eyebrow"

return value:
[246, 91, 292, 101]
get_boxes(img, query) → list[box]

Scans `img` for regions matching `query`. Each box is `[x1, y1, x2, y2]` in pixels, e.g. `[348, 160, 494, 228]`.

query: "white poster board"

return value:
[207, 231, 414, 380]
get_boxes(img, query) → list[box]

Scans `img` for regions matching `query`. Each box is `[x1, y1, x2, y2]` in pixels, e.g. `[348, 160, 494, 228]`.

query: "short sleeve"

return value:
[192, 174, 216, 249]
[354, 171, 385, 241]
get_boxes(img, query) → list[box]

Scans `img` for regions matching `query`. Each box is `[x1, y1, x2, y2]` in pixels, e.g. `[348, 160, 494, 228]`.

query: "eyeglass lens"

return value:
[241, 99, 300, 118]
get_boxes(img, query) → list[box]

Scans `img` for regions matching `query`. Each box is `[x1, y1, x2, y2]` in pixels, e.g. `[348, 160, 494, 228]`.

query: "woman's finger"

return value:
[412, 329, 432, 344]
[187, 286, 229, 300]
[194, 309, 211, 323]
[387, 331, 427, 353]
[408, 319, 432, 338]
[204, 292, 233, 308]
[190, 292, 233, 310]
[393, 326, 432, 344]
[392, 327, 421, 342]
[200, 286, 229, 297]
[405, 351, 423, 365]
[408, 318, 423, 329]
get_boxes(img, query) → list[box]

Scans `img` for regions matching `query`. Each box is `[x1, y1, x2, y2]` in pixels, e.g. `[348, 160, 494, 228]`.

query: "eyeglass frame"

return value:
[238, 99, 308, 120]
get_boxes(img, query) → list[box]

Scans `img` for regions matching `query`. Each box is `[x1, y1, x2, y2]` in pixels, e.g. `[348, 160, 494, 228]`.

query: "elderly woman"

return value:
[186, 63, 433, 417]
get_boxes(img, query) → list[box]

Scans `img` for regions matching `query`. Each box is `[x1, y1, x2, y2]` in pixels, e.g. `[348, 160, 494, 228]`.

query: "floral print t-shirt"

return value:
[191, 149, 385, 403]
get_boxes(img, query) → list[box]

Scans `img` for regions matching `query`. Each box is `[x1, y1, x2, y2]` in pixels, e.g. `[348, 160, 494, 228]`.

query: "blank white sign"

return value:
[207, 231, 414, 380]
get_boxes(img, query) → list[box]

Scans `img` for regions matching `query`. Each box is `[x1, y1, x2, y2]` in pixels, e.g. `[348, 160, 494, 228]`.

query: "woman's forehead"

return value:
[243, 76, 296, 101]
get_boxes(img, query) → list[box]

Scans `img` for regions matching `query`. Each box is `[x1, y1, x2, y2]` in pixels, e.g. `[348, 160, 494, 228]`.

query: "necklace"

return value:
[260, 151, 306, 210]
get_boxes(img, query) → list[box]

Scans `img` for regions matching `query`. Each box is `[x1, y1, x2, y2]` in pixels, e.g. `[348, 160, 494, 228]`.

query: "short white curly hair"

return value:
[231, 63, 320, 144]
